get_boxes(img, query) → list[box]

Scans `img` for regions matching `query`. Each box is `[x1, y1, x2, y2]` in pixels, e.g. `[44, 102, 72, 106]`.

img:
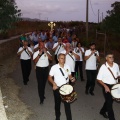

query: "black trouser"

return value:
[75, 61, 83, 80]
[55, 55, 58, 64]
[69, 72, 75, 85]
[20, 59, 31, 84]
[86, 70, 97, 92]
[36, 66, 49, 102]
[53, 89, 72, 120]
[100, 84, 115, 120]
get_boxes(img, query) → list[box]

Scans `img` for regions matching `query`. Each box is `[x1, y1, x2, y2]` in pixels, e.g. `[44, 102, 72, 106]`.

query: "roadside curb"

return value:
[0, 88, 8, 120]
[0, 35, 20, 44]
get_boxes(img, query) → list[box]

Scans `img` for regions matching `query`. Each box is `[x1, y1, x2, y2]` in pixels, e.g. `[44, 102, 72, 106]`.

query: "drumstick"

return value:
[111, 87, 118, 90]
[60, 90, 66, 93]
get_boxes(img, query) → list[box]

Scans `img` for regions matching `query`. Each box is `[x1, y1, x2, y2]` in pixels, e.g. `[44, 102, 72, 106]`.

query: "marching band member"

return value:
[84, 42, 100, 95]
[17, 40, 33, 85]
[97, 53, 120, 120]
[48, 53, 75, 120]
[33, 42, 52, 104]
[74, 42, 85, 81]
[60, 43, 80, 77]
[52, 37, 66, 63]
[34, 38, 42, 52]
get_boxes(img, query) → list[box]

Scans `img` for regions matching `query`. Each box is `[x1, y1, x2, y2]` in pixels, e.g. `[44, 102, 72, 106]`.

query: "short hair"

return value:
[76, 42, 82, 47]
[89, 42, 96, 46]
[105, 51, 113, 57]
[57, 53, 65, 59]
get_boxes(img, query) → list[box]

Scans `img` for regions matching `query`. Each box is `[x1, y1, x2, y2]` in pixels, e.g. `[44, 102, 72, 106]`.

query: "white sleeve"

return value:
[28, 47, 33, 54]
[45, 43, 48, 49]
[33, 52, 38, 60]
[52, 43, 57, 49]
[82, 48, 84, 53]
[63, 43, 66, 46]
[97, 65, 104, 80]
[34, 44, 38, 49]
[97, 51, 99, 56]
[117, 64, 120, 76]
[85, 50, 89, 56]
[49, 66, 55, 76]
[47, 51, 52, 56]
[17, 47, 22, 53]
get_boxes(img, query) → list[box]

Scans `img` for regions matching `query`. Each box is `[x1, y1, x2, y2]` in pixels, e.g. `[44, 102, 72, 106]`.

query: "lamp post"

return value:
[48, 21, 56, 32]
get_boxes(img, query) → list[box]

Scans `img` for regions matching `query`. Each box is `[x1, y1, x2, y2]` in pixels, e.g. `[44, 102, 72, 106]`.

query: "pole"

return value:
[86, 0, 89, 41]
[98, 9, 99, 24]
[102, 12, 103, 22]
[96, 29, 97, 41]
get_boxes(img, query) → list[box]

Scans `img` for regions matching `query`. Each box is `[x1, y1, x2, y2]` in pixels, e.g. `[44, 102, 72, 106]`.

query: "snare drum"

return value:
[111, 84, 120, 101]
[59, 84, 77, 103]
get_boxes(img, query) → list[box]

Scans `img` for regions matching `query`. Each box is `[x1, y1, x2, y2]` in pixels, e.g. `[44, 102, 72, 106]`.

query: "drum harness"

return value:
[23, 47, 30, 57]
[59, 68, 75, 86]
[59, 68, 68, 82]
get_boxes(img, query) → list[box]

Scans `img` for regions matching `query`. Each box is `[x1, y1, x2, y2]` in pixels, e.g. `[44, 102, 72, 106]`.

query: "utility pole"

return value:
[98, 9, 99, 24]
[102, 12, 103, 22]
[100, 16, 101, 23]
[86, 0, 89, 41]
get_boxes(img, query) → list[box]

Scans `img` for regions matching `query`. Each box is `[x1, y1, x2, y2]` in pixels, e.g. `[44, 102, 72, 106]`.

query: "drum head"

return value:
[111, 84, 120, 99]
[59, 84, 73, 95]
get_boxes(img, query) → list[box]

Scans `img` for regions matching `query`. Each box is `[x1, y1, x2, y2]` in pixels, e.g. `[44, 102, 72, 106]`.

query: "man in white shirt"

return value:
[97, 53, 120, 120]
[52, 37, 66, 63]
[48, 53, 75, 120]
[84, 42, 100, 95]
[17, 40, 33, 85]
[74, 42, 85, 81]
[33, 42, 52, 104]
[61, 43, 80, 77]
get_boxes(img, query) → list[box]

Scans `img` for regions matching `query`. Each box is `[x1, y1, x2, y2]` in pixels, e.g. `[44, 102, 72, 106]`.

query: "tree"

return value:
[101, 1, 120, 33]
[0, 0, 21, 32]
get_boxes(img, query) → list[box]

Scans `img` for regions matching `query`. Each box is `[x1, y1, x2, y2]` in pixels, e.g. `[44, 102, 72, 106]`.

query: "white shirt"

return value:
[60, 50, 76, 72]
[71, 41, 77, 48]
[17, 47, 33, 60]
[33, 50, 51, 67]
[74, 47, 84, 61]
[49, 64, 71, 87]
[29, 35, 33, 41]
[85, 49, 99, 70]
[97, 62, 120, 84]
[52, 42, 66, 55]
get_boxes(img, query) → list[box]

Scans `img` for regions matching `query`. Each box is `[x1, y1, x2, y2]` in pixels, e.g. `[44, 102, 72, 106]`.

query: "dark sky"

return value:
[15, 0, 116, 22]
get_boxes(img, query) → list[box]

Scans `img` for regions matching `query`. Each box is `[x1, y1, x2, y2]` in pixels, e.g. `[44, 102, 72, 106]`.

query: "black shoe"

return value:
[100, 111, 108, 119]
[81, 79, 85, 81]
[44, 96, 46, 99]
[55, 118, 60, 120]
[24, 82, 27, 85]
[89, 91, 94, 96]
[85, 90, 89, 95]
[40, 101, 44, 104]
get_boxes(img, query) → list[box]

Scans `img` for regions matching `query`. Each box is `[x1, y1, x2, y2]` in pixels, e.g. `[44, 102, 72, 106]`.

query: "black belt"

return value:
[36, 66, 48, 69]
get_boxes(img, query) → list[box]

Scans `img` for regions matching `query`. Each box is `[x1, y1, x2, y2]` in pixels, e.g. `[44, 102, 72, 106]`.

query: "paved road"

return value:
[12, 60, 120, 120]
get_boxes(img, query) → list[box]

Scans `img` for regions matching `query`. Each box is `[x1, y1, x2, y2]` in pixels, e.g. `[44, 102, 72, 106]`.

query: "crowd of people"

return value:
[17, 29, 120, 120]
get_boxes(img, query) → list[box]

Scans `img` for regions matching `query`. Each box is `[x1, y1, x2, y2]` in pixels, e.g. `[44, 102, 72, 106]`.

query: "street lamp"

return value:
[48, 21, 56, 31]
